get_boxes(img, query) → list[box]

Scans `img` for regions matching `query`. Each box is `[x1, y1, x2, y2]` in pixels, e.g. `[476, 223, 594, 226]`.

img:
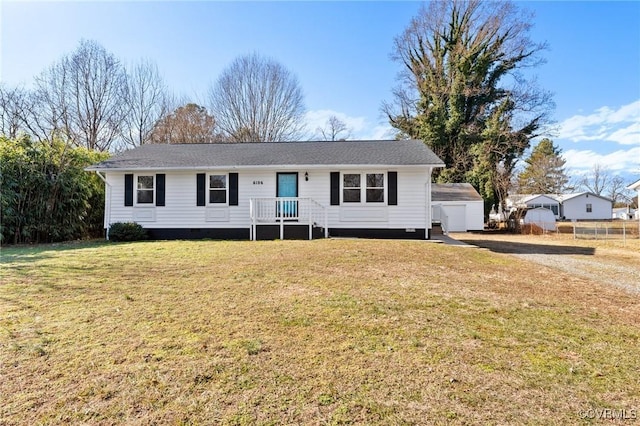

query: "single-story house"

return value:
[519, 194, 560, 217]
[556, 192, 613, 220]
[508, 192, 612, 221]
[431, 183, 484, 232]
[612, 207, 636, 220]
[86, 140, 445, 240]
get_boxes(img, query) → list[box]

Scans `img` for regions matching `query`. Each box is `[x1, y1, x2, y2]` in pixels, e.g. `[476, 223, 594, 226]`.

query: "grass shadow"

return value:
[0, 240, 111, 263]
[459, 239, 596, 255]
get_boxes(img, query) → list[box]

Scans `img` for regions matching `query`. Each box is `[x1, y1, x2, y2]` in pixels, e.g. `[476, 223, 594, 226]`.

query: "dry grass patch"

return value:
[1, 239, 639, 424]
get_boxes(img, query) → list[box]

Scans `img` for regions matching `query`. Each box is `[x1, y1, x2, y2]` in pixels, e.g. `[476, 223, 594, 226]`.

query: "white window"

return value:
[586, 203, 592, 213]
[343, 174, 361, 203]
[343, 173, 385, 204]
[209, 174, 227, 204]
[366, 173, 384, 203]
[137, 175, 154, 204]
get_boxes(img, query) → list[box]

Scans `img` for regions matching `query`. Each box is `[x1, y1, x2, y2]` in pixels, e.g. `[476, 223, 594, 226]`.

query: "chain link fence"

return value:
[565, 221, 639, 241]
[512, 220, 640, 241]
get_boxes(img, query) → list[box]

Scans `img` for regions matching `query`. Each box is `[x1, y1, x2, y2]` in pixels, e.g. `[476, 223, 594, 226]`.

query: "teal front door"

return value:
[276, 173, 298, 218]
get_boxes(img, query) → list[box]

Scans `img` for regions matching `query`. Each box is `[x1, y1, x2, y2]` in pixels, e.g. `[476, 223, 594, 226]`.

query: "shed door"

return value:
[443, 205, 466, 232]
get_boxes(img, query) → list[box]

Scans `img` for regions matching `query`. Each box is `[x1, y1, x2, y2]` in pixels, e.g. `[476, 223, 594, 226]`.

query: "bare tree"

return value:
[316, 115, 351, 141]
[579, 164, 609, 195]
[208, 53, 305, 142]
[33, 39, 128, 151]
[579, 163, 631, 204]
[0, 84, 32, 138]
[149, 103, 221, 144]
[122, 59, 170, 147]
[608, 175, 631, 205]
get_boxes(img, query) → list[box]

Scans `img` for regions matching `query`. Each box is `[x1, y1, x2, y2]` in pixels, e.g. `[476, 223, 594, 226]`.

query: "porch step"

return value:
[431, 223, 443, 235]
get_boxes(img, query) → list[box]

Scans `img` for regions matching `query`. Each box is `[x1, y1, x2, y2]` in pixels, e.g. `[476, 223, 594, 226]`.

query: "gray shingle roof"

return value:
[86, 140, 444, 171]
[432, 183, 483, 202]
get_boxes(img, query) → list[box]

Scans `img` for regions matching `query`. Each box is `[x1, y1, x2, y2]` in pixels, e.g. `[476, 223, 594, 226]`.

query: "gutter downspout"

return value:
[426, 168, 432, 239]
[94, 171, 111, 240]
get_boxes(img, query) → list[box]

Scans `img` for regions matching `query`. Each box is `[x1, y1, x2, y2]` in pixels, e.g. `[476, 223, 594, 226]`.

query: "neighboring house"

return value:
[86, 140, 445, 240]
[520, 194, 560, 217]
[628, 178, 640, 222]
[507, 192, 612, 220]
[612, 207, 636, 220]
[431, 183, 484, 232]
[556, 193, 612, 220]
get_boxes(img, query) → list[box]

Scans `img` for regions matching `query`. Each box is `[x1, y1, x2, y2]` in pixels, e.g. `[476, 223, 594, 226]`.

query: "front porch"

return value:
[249, 197, 329, 240]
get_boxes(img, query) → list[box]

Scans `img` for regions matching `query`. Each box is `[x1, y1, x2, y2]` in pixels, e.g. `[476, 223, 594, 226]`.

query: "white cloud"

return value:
[359, 124, 395, 141]
[563, 147, 640, 173]
[558, 100, 640, 145]
[304, 109, 394, 140]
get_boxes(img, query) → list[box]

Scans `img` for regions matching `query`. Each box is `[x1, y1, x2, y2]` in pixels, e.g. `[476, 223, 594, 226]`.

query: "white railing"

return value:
[249, 197, 328, 240]
[432, 204, 449, 235]
[441, 211, 449, 235]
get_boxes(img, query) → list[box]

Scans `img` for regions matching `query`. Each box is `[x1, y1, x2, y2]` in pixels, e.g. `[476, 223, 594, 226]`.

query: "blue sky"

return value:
[1, 1, 639, 184]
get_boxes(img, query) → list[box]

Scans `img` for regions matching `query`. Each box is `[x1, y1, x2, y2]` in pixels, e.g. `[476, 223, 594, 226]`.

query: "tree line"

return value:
[0, 43, 317, 150]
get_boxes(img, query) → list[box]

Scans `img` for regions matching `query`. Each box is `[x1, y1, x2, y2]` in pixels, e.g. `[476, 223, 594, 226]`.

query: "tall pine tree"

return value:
[517, 138, 569, 194]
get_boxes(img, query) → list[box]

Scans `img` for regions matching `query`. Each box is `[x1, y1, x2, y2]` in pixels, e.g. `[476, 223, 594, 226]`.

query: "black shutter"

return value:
[229, 173, 239, 206]
[124, 174, 133, 206]
[330, 172, 340, 205]
[156, 174, 165, 206]
[196, 173, 206, 206]
[388, 171, 398, 206]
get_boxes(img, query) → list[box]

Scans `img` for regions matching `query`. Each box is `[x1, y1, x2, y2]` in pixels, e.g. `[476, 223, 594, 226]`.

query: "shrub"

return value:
[108, 222, 148, 242]
[0, 135, 109, 244]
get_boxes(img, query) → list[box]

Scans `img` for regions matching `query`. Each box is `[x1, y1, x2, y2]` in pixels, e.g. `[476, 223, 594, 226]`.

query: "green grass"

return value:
[1, 239, 638, 424]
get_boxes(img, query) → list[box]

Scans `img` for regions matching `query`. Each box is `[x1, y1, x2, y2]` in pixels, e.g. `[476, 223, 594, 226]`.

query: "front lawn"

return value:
[1, 239, 638, 424]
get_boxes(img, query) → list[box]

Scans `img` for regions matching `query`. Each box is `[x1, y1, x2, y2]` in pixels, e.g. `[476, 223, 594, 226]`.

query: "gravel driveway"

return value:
[452, 233, 640, 294]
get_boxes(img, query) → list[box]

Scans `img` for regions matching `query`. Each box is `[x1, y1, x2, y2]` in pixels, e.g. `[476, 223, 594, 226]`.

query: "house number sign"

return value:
[253, 180, 264, 185]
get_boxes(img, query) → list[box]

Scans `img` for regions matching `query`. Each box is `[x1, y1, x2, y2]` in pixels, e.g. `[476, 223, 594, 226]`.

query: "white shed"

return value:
[523, 207, 556, 231]
[431, 183, 484, 232]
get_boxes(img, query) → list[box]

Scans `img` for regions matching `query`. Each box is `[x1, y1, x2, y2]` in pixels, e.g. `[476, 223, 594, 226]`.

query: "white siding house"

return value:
[509, 192, 612, 221]
[557, 193, 612, 220]
[87, 140, 445, 240]
[612, 207, 636, 220]
[431, 183, 484, 232]
[521, 194, 561, 218]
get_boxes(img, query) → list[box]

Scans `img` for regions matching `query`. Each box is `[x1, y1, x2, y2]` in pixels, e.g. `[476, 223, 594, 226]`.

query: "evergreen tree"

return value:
[517, 138, 568, 194]
[1, 135, 109, 244]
